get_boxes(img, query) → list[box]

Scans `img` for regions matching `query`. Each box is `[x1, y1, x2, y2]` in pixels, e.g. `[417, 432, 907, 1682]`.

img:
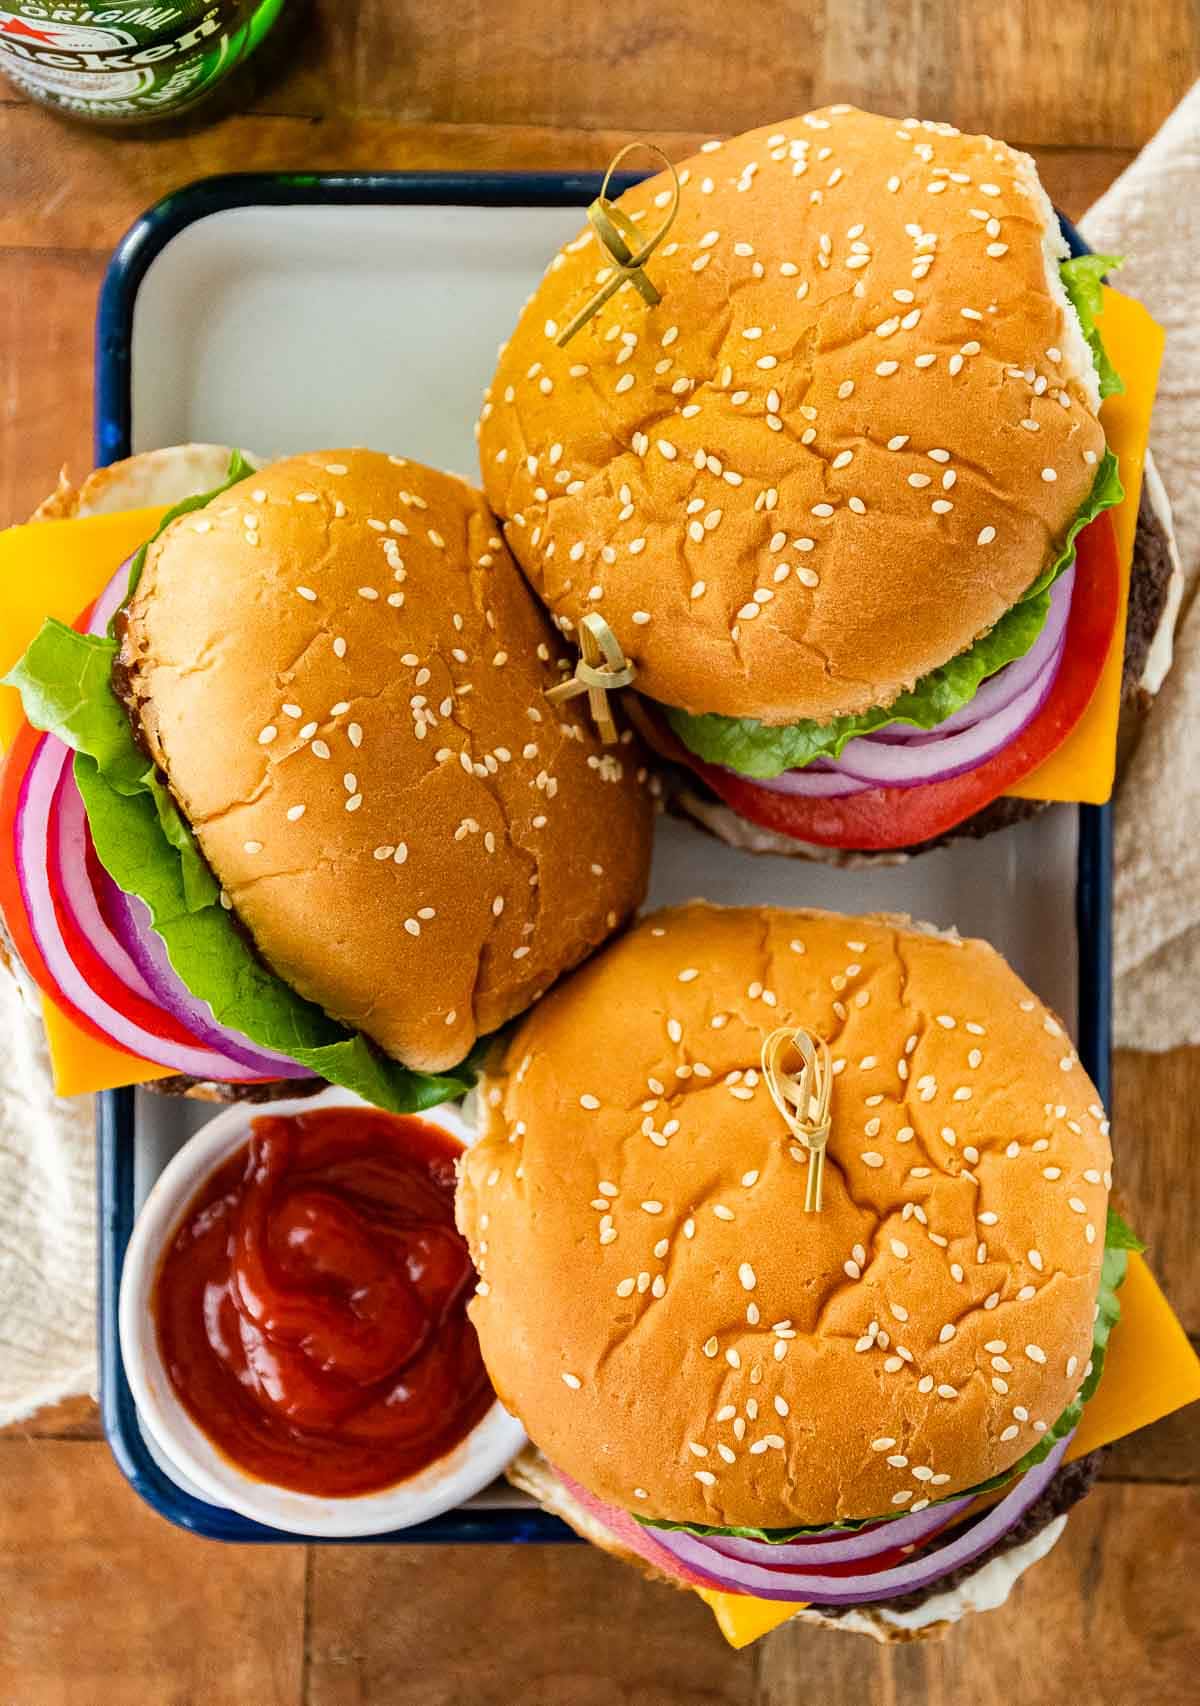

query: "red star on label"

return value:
[0, 17, 58, 41]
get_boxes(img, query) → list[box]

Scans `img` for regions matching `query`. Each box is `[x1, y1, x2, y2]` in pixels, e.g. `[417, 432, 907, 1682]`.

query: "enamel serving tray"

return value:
[94, 175, 1110, 1542]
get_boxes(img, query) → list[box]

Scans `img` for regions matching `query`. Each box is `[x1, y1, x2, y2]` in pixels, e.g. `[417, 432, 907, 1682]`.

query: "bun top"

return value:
[119, 450, 655, 1074]
[479, 108, 1106, 726]
[458, 904, 1111, 1528]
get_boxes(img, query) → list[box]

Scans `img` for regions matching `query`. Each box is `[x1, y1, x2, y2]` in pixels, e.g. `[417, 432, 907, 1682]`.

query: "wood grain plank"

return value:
[1101, 1379, 1200, 1483]
[253, 0, 824, 136]
[0, 247, 98, 527]
[758, 1482, 1200, 1705]
[0, 106, 713, 252]
[307, 1541, 754, 1705]
[0, 107, 1135, 261]
[0, 1394, 101, 1441]
[1113, 1048, 1200, 1335]
[245, 0, 1194, 151]
[0, 1440, 306, 1706]
[948, 0, 1198, 150]
[1025, 147, 1135, 223]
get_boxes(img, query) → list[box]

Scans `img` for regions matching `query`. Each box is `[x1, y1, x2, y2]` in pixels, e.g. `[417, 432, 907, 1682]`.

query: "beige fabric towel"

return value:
[0, 955, 95, 1426]
[0, 444, 236, 1426]
[1080, 84, 1200, 1049]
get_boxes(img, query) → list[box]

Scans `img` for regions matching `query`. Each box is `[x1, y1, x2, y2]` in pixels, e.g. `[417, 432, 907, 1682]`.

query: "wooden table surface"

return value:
[1, 3, 1198, 1701]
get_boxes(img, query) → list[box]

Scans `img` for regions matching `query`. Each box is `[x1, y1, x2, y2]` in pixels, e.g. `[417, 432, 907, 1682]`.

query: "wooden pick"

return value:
[556, 143, 682, 347]
[761, 1026, 834, 1213]
[545, 611, 636, 744]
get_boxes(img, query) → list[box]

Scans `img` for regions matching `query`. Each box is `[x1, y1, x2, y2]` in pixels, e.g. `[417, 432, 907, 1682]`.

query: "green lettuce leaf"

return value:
[1059, 254, 1125, 403]
[4, 486, 474, 1114]
[667, 450, 1123, 779]
[641, 1207, 1137, 1543]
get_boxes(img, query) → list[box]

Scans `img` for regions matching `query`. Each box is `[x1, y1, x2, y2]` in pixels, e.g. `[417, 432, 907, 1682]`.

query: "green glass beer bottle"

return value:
[0, 2, 286, 123]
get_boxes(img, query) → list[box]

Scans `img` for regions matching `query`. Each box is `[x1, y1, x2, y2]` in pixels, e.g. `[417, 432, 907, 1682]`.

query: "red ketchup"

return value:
[153, 1108, 493, 1497]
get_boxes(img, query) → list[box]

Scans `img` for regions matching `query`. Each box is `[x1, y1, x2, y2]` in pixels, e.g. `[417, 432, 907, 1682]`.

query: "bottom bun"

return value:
[30, 444, 245, 524]
[508, 1445, 1097, 1646]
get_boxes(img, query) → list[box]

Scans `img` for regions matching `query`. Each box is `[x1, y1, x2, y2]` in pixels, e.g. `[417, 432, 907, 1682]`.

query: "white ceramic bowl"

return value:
[118, 1084, 525, 1537]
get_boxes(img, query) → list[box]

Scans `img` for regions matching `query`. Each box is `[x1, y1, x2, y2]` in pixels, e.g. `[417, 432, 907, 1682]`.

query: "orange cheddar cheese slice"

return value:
[0, 503, 174, 1092]
[697, 1587, 801, 1649]
[1008, 288, 1164, 804]
[42, 999, 169, 1096]
[0, 505, 169, 751]
[698, 1251, 1199, 1649]
[1065, 1253, 1200, 1461]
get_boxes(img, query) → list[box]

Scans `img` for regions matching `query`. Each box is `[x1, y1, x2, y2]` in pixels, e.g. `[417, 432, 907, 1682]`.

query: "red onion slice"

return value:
[55, 771, 309, 1079]
[646, 1434, 1072, 1604]
[830, 651, 1061, 789]
[15, 731, 262, 1081]
[85, 556, 135, 637]
[738, 564, 1076, 795]
[104, 881, 311, 1078]
[746, 766, 873, 798]
[48, 771, 159, 1006]
[74, 552, 308, 1078]
[698, 1493, 973, 1566]
[871, 564, 1076, 745]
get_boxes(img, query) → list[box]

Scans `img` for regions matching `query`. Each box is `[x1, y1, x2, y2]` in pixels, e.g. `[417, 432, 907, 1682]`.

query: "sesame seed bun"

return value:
[457, 903, 1111, 1528]
[118, 449, 655, 1075]
[478, 107, 1106, 725]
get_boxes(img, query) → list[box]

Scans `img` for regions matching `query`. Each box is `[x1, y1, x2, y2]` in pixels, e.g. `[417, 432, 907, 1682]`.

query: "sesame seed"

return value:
[738, 1263, 757, 1291]
[1041, 468, 1057, 483]
[1025, 1344, 1047, 1364]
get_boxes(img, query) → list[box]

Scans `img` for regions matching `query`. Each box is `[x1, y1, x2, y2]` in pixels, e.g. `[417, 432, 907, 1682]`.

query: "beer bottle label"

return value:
[0, 2, 284, 121]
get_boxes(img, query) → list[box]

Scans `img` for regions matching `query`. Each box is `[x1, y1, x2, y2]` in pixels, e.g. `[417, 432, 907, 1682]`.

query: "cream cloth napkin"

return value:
[1080, 84, 1200, 1049]
[0, 954, 95, 1425]
[1, 106, 1197, 1427]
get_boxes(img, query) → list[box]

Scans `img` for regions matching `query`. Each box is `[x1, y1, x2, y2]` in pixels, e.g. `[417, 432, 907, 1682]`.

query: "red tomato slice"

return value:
[647, 512, 1121, 852]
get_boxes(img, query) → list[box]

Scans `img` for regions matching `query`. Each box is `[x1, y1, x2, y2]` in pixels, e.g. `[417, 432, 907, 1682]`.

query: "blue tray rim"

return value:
[93, 170, 1112, 1545]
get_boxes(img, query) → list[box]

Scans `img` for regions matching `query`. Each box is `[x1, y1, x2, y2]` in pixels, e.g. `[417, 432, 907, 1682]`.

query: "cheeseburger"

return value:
[478, 108, 1180, 859]
[458, 904, 1146, 1643]
[1, 449, 653, 1103]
